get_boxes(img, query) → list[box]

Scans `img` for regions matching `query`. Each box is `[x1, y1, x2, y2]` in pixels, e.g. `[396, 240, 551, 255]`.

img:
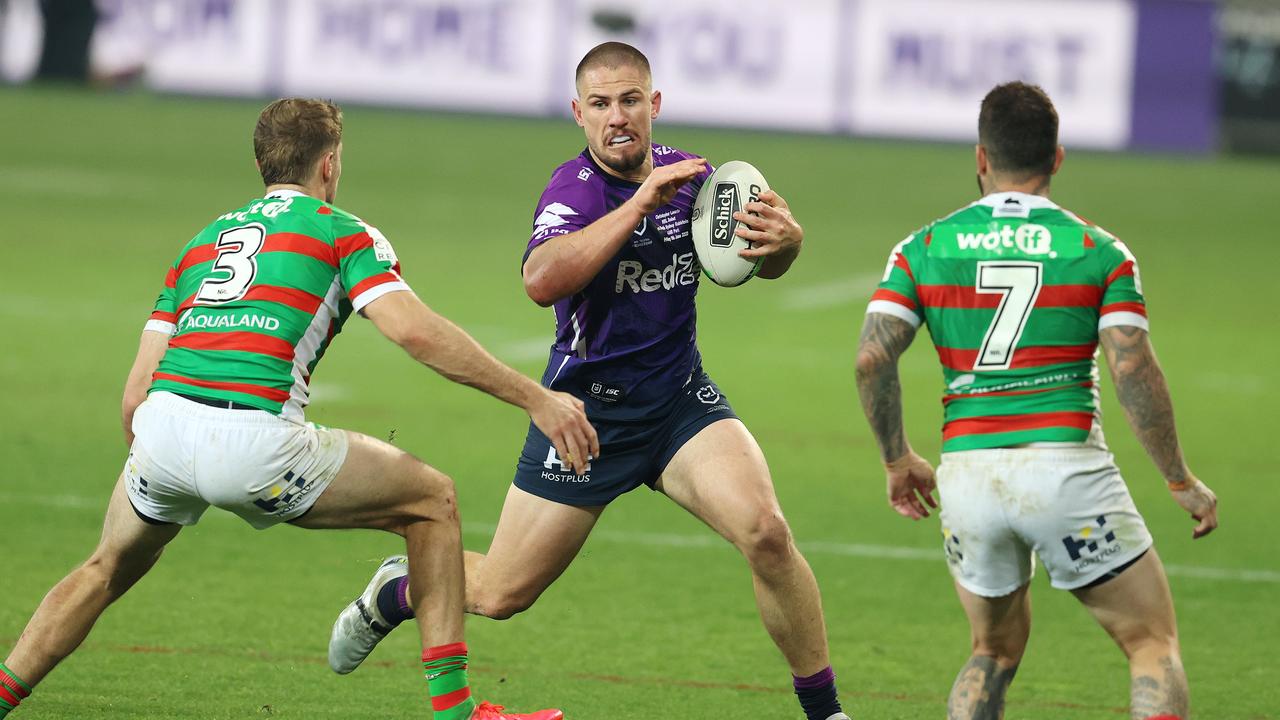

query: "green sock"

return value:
[0, 662, 32, 718]
[423, 642, 476, 720]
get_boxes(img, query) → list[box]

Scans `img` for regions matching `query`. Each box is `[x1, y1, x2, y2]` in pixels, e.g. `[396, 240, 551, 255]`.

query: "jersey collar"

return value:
[264, 189, 309, 200]
[976, 191, 1059, 210]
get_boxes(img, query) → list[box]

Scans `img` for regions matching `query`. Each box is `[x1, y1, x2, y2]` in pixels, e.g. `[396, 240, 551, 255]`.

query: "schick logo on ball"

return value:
[711, 182, 739, 248]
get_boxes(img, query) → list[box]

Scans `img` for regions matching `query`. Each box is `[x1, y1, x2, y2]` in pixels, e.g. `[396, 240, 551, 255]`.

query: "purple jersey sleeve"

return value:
[525, 158, 610, 264]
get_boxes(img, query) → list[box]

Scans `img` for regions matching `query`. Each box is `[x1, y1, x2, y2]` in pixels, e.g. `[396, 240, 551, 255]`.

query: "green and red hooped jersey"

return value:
[143, 190, 409, 423]
[867, 192, 1147, 453]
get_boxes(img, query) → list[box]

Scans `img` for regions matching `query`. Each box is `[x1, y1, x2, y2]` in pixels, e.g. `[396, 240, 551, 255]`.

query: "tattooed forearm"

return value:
[1099, 326, 1189, 484]
[948, 655, 1019, 720]
[855, 313, 917, 463]
[1130, 655, 1189, 720]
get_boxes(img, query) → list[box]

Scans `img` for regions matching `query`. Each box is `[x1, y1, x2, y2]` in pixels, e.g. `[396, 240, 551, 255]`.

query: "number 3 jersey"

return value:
[144, 189, 408, 422]
[868, 192, 1147, 453]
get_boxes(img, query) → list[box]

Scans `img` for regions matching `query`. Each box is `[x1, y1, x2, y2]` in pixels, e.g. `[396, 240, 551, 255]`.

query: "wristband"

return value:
[1166, 479, 1192, 492]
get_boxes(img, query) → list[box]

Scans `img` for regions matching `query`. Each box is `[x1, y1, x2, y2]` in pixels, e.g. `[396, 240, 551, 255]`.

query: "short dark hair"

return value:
[575, 41, 651, 91]
[978, 82, 1059, 177]
[253, 98, 343, 186]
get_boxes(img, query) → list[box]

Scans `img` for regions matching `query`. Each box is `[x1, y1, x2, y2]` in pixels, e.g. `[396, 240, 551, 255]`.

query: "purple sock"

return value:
[376, 575, 414, 626]
[794, 666, 843, 720]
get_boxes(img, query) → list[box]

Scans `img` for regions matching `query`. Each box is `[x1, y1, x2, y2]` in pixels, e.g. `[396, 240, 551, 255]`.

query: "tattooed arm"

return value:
[855, 312, 938, 520]
[1098, 325, 1218, 538]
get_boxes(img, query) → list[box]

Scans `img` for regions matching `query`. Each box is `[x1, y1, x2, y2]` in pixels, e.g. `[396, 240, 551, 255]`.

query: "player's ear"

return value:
[1051, 145, 1065, 175]
[975, 144, 988, 176]
[650, 90, 662, 120]
[571, 98, 585, 128]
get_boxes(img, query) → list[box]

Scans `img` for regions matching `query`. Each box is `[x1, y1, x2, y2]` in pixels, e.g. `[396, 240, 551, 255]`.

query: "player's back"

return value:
[147, 190, 405, 422]
[870, 192, 1147, 452]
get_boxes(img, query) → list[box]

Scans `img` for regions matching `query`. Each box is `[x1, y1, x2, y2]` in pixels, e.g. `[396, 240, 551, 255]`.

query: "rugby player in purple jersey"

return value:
[331, 42, 851, 720]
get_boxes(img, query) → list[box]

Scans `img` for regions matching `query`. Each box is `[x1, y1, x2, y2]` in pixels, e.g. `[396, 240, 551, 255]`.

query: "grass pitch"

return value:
[1, 86, 1277, 719]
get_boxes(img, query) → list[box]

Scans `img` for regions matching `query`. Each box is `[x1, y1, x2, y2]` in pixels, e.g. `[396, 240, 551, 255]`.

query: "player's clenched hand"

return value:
[1170, 475, 1218, 539]
[885, 450, 938, 521]
[529, 390, 599, 475]
[734, 190, 803, 259]
[632, 158, 707, 214]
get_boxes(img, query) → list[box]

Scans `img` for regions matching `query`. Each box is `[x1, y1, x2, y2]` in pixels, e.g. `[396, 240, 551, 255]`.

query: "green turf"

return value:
[1, 85, 1277, 719]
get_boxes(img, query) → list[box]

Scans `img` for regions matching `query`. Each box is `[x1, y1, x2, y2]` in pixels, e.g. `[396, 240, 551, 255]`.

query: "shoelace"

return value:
[473, 701, 507, 717]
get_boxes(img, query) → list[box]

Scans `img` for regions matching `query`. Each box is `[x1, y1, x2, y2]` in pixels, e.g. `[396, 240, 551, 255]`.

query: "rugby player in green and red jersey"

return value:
[855, 82, 1218, 720]
[0, 99, 595, 720]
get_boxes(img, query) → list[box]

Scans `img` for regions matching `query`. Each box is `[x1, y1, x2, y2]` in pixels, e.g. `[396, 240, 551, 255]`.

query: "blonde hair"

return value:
[253, 98, 343, 186]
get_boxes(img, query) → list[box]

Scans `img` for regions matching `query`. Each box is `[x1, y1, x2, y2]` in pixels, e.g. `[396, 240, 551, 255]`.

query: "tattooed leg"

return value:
[1072, 551, 1188, 720]
[950, 582, 1031, 720]
[948, 655, 1019, 720]
[1129, 654, 1188, 720]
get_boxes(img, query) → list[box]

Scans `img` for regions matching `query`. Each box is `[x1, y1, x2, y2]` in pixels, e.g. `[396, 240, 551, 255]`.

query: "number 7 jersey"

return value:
[144, 190, 409, 422]
[868, 192, 1147, 452]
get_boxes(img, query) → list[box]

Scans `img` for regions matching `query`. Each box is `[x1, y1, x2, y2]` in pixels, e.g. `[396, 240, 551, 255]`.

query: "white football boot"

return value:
[328, 555, 409, 674]
[825, 714, 852, 720]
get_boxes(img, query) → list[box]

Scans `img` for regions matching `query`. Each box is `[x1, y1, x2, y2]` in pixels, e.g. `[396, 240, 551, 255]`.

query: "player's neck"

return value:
[984, 174, 1052, 198]
[264, 182, 325, 202]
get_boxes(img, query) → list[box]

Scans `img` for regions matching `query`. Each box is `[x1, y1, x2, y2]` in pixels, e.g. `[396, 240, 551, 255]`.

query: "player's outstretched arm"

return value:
[734, 190, 803, 279]
[1099, 325, 1218, 538]
[855, 312, 937, 520]
[362, 290, 598, 474]
[121, 330, 170, 447]
[523, 158, 707, 305]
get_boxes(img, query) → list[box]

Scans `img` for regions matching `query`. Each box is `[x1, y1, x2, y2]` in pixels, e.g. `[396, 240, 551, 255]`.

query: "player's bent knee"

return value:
[971, 620, 1031, 664]
[400, 466, 460, 525]
[738, 510, 797, 570]
[470, 589, 538, 621]
[1118, 630, 1180, 662]
[81, 547, 161, 599]
[972, 637, 1028, 666]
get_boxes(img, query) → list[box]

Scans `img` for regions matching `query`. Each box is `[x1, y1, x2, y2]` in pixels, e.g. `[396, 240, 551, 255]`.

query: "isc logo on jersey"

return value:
[615, 252, 698, 294]
[956, 224, 1053, 256]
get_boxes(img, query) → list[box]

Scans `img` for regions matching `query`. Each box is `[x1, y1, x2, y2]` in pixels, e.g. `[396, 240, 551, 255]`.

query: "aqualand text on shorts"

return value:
[513, 370, 738, 506]
[936, 446, 1154, 597]
[123, 391, 349, 529]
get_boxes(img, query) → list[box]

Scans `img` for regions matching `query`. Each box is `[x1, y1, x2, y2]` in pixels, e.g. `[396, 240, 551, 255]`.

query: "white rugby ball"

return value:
[691, 160, 768, 287]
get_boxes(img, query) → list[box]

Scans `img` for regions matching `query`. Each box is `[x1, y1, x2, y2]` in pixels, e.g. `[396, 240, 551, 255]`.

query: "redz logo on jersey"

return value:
[1062, 515, 1122, 571]
[615, 252, 698, 294]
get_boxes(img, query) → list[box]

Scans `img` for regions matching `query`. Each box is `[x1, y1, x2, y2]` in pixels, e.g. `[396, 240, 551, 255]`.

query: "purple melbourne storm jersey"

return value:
[525, 144, 712, 421]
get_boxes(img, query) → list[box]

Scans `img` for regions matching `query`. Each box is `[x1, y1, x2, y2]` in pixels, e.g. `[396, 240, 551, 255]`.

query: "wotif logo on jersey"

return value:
[956, 224, 1054, 256]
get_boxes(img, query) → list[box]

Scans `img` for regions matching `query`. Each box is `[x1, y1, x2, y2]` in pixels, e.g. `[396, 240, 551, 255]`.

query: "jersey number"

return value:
[974, 261, 1042, 370]
[195, 224, 266, 305]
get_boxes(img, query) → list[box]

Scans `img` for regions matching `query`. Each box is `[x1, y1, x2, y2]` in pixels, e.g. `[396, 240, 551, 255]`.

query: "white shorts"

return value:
[123, 391, 349, 529]
[937, 447, 1153, 597]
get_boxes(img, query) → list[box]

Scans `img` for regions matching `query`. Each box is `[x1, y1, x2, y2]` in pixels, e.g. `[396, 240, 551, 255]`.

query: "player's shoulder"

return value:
[545, 150, 604, 189]
[1052, 204, 1122, 245]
